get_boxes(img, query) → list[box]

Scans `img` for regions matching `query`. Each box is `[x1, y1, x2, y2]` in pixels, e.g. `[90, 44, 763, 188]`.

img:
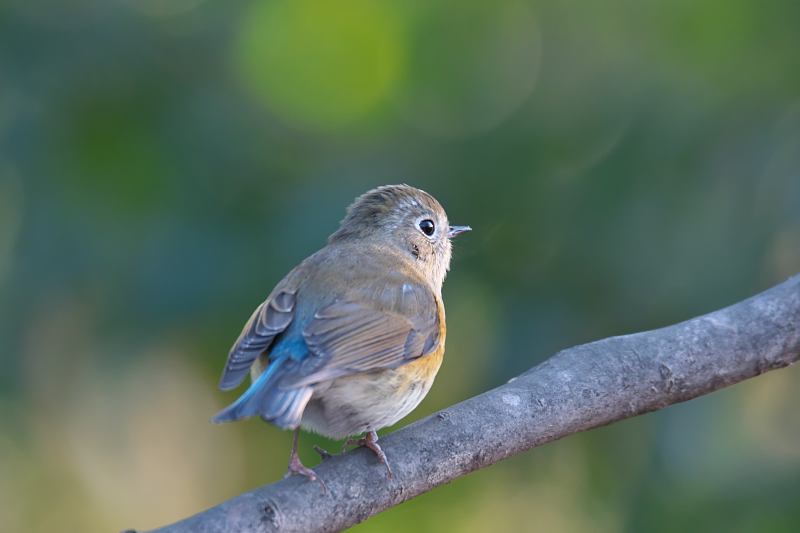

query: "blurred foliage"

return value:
[1, 0, 800, 532]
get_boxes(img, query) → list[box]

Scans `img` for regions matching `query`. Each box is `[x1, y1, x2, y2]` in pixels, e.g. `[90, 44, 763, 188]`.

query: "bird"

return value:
[212, 184, 471, 493]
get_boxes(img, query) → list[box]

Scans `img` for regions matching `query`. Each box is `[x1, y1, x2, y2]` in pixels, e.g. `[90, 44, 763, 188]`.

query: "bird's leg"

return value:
[284, 427, 326, 494]
[342, 430, 392, 479]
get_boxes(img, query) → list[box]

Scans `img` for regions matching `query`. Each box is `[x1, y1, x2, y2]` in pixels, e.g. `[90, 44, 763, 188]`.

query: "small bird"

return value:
[212, 184, 470, 492]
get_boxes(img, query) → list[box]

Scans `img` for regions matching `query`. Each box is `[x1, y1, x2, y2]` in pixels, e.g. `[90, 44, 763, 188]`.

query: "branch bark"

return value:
[134, 274, 800, 533]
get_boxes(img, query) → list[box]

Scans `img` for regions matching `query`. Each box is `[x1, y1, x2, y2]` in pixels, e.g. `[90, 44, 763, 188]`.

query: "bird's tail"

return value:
[211, 355, 313, 429]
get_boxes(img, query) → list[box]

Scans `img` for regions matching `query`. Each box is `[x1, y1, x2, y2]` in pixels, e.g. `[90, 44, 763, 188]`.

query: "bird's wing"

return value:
[282, 271, 441, 388]
[218, 290, 296, 391]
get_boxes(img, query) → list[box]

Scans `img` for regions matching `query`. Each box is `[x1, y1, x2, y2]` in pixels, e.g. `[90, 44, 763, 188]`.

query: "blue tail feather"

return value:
[211, 353, 312, 429]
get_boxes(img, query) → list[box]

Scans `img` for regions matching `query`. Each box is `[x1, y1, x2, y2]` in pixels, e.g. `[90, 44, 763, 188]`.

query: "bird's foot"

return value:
[342, 430, 392, 479]
[284, 428, 326, 494]
[284, 451, 327, 494]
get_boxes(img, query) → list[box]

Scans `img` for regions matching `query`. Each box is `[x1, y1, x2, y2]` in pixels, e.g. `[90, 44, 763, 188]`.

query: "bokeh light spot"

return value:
[64, 354, 245, 530]
[236, 0, 406, 130]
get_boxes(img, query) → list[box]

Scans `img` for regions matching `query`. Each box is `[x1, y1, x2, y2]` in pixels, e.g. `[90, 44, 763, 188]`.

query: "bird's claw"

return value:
[341, 431, 392, 479]
[341, 437, 366, 453]
[285, 453, 327, 494]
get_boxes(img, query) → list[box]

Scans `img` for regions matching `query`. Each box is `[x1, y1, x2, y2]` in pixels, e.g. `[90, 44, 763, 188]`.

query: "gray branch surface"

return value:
[136, 274, 800, 533]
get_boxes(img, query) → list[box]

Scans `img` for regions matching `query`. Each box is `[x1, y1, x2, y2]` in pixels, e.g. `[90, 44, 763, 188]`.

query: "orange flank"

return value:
[402, 296, 447, 385]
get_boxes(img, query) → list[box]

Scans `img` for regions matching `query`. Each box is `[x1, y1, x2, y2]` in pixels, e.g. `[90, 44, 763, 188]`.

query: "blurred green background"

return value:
[1, 0, 800, 531]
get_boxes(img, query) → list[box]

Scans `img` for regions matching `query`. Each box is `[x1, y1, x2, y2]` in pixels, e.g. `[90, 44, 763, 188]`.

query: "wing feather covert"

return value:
[282, 273, 440, 388]
[218, 290, 296, 391]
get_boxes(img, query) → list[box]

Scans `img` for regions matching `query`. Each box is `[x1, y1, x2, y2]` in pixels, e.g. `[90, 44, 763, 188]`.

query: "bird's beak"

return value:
[447, 225, 472, 238]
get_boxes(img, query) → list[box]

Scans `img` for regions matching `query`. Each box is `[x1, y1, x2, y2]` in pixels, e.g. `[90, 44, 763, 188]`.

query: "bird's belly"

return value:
[300, 345, 444, 439]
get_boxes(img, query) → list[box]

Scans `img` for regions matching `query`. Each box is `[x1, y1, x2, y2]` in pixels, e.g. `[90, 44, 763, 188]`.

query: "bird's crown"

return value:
[330, 184, 446, 241]
[346, 185, 443, 225]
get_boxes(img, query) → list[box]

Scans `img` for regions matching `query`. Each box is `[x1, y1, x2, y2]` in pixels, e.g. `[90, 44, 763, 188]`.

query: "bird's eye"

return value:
[419, 219, 435, 236]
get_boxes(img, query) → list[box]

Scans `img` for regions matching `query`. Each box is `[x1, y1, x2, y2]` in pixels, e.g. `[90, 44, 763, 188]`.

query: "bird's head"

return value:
[329, 184, 471, 292]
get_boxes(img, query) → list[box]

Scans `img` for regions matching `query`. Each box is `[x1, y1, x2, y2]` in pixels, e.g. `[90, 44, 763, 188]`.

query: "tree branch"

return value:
[133, 274, 800, 533]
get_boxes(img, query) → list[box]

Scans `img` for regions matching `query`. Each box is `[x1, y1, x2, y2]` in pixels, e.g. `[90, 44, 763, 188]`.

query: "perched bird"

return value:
[212, 184, 470, 492]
